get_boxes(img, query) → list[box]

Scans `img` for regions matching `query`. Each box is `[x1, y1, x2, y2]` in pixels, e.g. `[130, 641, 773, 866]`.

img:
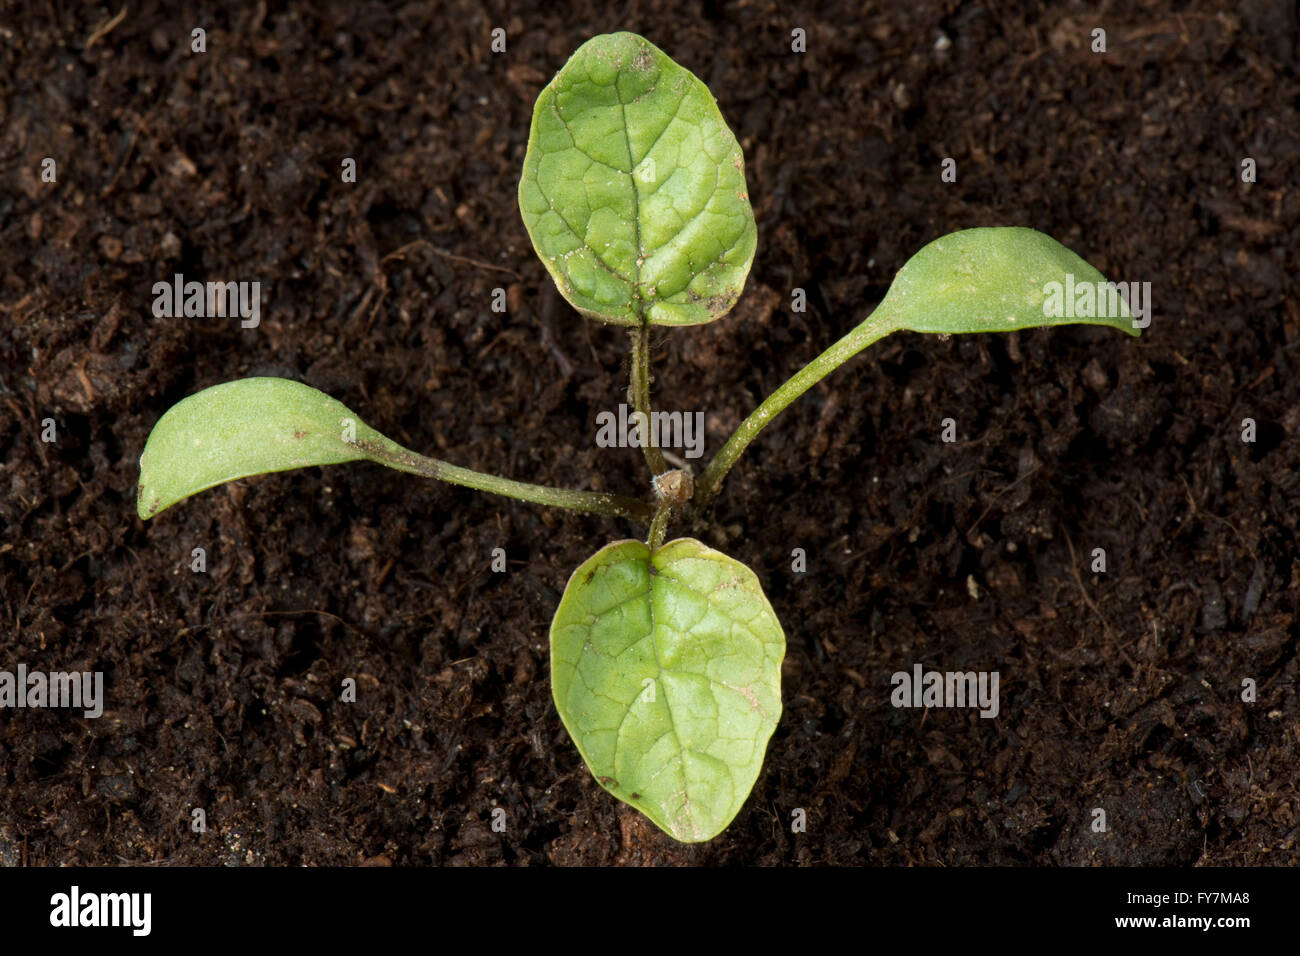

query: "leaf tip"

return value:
[136, 483, 162, 521]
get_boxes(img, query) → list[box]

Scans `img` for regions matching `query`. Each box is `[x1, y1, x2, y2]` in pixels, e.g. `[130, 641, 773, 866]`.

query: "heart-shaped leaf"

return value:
[878, 226, 1144, 337]
[519, 32, 757, 327]
[550, 537, 785, 842]
[137, 377, 407, 519]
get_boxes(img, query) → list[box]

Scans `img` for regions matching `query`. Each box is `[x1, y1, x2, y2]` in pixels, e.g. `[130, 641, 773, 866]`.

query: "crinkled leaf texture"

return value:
[550, 537, 785, 842]
[880, 226, 1143, 337]
[137, 377, 401, 519]
[519, 32, 757, 327]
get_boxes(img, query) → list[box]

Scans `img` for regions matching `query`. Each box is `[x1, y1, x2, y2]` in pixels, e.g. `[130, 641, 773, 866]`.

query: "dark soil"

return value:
[2, 1, 1297, 866]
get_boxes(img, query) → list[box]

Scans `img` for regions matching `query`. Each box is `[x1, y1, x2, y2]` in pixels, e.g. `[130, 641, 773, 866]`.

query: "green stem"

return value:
[693, 305, 901, 509]
[646, 503, 672, 550]
[355, 439, 654, 523]
[630, 325, 668, 476]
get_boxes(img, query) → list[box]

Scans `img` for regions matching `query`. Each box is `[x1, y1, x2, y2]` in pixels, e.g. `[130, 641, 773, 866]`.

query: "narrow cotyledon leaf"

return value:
[692, 227, 1143, 507]
[137, 377, 658, 522]
[879, 226, 1145, 337]
[136, 377, 412, 520]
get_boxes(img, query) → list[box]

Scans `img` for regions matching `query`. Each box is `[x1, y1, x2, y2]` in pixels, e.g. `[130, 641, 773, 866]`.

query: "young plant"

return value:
[137, 32, 1141, 843]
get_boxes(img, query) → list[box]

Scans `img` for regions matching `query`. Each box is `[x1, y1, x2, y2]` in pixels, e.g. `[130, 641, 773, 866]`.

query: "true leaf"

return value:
[519, 32, 757, 327]
[878, 226, 1143, 337]
[550, 537, 785, 842]
[137, 377, 409, 519]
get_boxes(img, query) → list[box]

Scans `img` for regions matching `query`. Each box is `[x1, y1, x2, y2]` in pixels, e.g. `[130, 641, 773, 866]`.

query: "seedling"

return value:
[137, 32, 1141, 843]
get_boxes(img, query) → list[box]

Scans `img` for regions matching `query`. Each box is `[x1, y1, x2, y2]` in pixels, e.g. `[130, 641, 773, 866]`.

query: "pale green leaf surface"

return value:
[519, 32, 757, 326]
[137, 377, 399, 519]
[550, 537, 785, 842]
[878, 227, 1142, 337]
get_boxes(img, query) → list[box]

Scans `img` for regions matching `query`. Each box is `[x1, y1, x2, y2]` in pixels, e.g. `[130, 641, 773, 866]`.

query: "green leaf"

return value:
[878, 227, 1143, 337]
[519, 32, 757, 327]
[550, 537, 785, 842]
[137, 377, 408, 519]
